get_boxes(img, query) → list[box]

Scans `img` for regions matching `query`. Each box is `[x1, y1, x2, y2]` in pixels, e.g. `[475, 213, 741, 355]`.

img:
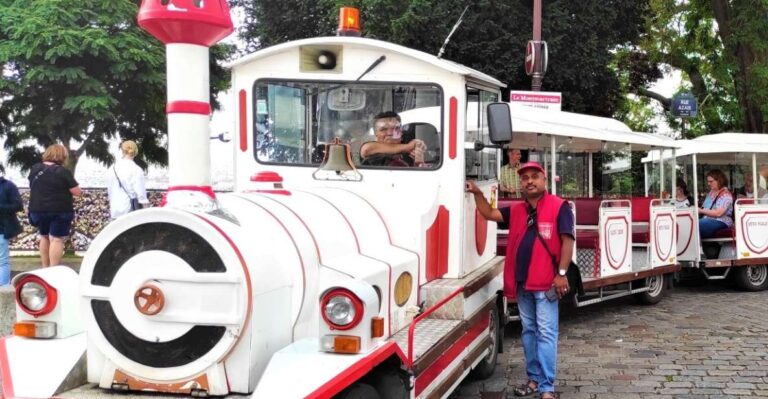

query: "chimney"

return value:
[137, 0, 233, 210]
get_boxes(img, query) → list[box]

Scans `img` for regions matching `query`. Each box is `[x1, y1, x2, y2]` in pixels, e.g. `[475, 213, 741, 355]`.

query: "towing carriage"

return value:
[1, 3, 511, 399]
[665, 133, 768, 291]
[492, 105, 682, 309]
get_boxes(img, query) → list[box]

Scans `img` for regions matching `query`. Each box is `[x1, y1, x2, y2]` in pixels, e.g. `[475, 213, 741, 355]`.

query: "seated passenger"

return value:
[734, 172, 767, 199]
[675, 178, 693, 208]
[698, 169, 734, 239]
[360, 111, 427, 167]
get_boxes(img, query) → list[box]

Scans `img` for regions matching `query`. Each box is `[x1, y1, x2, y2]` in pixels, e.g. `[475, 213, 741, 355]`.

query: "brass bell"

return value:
[312, 138, 363, 181]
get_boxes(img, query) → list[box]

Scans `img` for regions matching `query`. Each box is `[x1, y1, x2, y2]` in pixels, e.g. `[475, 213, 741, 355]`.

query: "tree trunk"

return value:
[711, 0, 765, 132]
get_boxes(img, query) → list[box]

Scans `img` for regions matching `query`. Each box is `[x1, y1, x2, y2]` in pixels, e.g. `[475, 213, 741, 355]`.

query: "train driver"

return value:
[360, 111, 427, 167]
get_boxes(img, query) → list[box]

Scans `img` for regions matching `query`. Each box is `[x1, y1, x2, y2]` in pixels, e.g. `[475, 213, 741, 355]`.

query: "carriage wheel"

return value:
[635, 274, 666, 305]
[734, 265, 768, 292]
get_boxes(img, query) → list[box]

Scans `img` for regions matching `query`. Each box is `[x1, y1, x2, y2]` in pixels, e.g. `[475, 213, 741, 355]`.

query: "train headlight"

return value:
[321, 288, 363, 330]
[15, 275, 58, 316]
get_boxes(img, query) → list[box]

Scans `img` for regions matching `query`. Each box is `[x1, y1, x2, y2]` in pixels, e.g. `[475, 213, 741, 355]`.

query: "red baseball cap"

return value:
[517, 161, 546, 177]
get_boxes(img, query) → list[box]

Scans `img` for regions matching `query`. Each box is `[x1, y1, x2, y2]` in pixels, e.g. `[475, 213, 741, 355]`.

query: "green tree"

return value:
[0, 0, 233, 174]
[234, 0, 650, 116]
[628, 0, 768, 135]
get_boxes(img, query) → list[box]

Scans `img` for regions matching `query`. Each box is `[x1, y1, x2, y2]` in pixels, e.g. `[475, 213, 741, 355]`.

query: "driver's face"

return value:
[374, 117, 402, 144]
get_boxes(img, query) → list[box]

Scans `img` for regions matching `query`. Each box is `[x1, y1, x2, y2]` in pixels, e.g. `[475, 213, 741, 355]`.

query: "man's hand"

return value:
[466, 180, 483, 195]
[552, 275, 570, 299]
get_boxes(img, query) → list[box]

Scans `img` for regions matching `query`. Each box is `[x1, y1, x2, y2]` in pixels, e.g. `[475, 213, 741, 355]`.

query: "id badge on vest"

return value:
[538, 222, 554, 240]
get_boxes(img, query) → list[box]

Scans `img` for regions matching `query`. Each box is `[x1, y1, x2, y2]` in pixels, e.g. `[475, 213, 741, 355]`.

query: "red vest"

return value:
[504, 192, 564, 299]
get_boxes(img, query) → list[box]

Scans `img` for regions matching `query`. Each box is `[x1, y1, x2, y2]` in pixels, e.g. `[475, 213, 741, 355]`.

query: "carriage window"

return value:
[254, 80, 443, 169]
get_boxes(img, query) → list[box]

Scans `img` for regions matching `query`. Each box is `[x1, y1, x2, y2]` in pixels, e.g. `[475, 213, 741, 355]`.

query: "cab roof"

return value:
[226, 36, 506, 88]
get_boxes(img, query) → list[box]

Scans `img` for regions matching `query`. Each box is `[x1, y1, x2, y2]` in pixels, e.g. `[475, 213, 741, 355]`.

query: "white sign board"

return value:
[509, 90, 562, 111]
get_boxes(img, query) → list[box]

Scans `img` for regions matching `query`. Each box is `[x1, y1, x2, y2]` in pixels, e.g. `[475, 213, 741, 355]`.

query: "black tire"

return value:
[335, 383, 381, 399]
[733, 265, 768, 291]
[469, 306, 500, 380]
[370, 369, 409, 399]
[635, 274, 666, 305]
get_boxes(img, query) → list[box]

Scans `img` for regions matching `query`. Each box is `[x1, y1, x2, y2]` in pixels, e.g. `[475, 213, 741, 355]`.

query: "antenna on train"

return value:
[437, 5, 470, 59]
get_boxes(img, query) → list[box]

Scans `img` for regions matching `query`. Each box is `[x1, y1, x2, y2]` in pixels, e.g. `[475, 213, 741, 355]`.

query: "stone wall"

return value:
[11, 189, 166, 251]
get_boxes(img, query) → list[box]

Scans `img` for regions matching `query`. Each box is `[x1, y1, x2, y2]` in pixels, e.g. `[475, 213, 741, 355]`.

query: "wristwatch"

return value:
[558, 269, 567, 277]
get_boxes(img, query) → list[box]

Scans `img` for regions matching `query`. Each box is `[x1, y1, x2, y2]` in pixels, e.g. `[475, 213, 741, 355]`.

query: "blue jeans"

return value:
[0, 235, 8, 286]
[699, 218, 728, 239]
[517, 285, 559, 393]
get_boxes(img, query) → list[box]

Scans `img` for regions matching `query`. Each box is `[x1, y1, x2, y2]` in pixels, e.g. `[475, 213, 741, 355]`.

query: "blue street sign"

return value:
[672, 93, 698, 117]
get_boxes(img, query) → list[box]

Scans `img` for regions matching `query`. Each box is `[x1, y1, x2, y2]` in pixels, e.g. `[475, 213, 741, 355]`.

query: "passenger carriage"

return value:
[491, 104, 682, 309]
[666, 133, 768, 291]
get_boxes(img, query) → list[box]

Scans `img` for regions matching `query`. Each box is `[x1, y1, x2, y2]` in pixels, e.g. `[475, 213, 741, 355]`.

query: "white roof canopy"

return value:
[508, 105, 678, 151]
[674, 133, 768, 157]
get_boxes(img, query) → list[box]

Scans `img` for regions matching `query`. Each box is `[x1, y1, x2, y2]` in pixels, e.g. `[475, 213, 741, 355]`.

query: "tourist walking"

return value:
[0, 173, 22, 285]
[28, 144, 81, 267]
[107, 140, 148, 219]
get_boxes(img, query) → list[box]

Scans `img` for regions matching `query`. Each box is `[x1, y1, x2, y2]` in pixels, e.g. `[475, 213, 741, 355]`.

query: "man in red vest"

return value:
[467, 161, 573, 399]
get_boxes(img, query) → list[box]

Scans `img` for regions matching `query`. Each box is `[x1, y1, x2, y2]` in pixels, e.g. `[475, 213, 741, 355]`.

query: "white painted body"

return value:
[599, 201, 632, 277]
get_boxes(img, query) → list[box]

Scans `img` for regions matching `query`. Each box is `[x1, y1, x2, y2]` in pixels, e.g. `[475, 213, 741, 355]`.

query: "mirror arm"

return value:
[474, 141, 504, 151]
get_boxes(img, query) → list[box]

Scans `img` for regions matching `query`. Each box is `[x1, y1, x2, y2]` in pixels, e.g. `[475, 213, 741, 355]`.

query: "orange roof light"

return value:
[337, 7, 361, 37]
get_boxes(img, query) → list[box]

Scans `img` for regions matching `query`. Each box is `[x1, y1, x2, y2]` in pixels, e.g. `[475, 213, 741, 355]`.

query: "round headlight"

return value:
[321, 288, 363, 330]
[15, 275, 58, 316]
[20, 282, 48, 312]
[325, 296, 355, 325]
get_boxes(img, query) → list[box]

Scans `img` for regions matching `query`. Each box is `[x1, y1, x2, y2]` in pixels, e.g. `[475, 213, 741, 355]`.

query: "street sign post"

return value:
[672, 93, 698, 117]
[671, 92, 697, 138]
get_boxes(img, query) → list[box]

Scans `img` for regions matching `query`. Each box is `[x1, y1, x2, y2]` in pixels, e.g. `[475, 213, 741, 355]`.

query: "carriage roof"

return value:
[508, 105, 678, 151]
[674, 133, 768, 157]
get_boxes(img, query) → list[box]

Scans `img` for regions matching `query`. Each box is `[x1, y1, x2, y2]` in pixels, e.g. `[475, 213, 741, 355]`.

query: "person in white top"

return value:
[107, 141, 149, 219]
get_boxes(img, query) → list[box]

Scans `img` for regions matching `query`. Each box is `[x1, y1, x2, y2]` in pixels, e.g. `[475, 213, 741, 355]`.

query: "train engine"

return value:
[1, 2, 509, 398]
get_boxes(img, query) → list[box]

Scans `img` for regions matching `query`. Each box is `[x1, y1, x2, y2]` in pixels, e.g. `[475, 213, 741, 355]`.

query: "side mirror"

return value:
[487, 102, 513, 144]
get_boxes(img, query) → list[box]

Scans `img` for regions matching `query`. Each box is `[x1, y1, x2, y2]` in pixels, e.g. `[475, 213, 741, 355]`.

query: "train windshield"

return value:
[253, 80, 443, 169]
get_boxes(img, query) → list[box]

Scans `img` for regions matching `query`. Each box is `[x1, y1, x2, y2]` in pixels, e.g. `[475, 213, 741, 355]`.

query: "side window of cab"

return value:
[465, 88, 500, 180]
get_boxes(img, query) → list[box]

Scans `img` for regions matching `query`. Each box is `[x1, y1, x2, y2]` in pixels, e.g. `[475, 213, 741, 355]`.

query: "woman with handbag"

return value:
[28, 144, 82, 267]
[107, 140, 148, 219]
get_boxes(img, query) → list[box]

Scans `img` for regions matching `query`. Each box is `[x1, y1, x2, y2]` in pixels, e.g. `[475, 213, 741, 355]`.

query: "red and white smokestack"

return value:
[137, 0, 233, 210]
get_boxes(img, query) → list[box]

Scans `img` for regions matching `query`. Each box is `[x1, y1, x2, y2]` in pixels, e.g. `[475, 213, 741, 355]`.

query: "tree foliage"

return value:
[628, 0, 768, 136]
[0, 0, 233, 173]
[233, 0, 650, 117]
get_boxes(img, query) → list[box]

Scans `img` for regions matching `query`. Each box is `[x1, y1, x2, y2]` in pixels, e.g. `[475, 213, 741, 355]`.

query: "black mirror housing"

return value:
[487, 102, 513, 144]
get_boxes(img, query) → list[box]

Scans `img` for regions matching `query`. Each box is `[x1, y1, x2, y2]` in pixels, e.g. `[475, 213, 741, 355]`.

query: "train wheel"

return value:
[469, 306, 500, 380]
[336, 383, 380, 399]
[635, 274, 666, 305]
[370, 369, 409, 399]
[733, 265, 768, 292]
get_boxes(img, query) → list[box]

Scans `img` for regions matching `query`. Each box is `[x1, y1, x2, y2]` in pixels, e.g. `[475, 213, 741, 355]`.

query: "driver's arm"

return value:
[360, 140, 416, 158]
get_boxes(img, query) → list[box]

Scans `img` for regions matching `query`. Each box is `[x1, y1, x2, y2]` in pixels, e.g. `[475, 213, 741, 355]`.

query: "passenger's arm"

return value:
[466, 181, 503, 222]
[70, 186, 82, 196]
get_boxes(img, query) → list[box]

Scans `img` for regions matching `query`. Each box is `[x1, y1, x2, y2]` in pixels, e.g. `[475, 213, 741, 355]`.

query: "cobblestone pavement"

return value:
[454, 283, 768, 398]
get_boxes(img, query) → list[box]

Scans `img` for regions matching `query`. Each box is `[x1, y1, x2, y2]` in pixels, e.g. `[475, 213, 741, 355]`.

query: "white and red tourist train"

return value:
[3, 2, 768, 399]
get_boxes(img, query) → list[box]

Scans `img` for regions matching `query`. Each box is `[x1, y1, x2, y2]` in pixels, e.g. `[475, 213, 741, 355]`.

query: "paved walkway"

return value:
[456, 283, 768, 398]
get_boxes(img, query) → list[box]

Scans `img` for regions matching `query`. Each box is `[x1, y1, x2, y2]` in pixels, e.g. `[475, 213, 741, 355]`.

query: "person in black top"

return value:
[360, 111, 427, 167]
[28, 144, 81, 267]
[0, 173, 22, 285]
